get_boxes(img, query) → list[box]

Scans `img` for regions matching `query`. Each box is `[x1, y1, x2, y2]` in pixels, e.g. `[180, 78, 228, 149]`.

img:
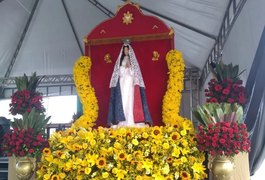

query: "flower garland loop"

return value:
[73, 56, 99, 129]
[162, 50, 185, 126]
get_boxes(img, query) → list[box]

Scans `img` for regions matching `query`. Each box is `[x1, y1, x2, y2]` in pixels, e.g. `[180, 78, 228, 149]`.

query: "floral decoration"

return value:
[38, 52, 207, 179]
[162, 50, 185, 126]
[73, 56, 99, 129]
[197, 122, 250, 156]
[9, 90, 45, 115]
[205, 62, 246, 105]
[194, 61, 250, 158]
[1, 128, 49, 158]
[9, 72, 45, 115]
[37, 124, 207, 180]
[3, 72, 50, 160]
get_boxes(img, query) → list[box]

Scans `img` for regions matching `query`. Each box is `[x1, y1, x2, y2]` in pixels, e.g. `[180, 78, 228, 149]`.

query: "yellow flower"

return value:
[142, 132, 149, 139]
[180, 171, 191, 180]
[181, 156, 188, 163]
[134, 151, 143, 160]
[118, 152, 126, 161]
[192, 162, 205, 173]
[132, 138, 139, 146]
[42, 148, 51, 156]
[151, 126, 162, 139]
[43, 174, 51, 180]
[114, 142, 123, 149]
[59, 173, 66, 179]
[73, 56, 98, 128]
[142, 160, 153, 171]
[116, 169, 126, 179]
[172, 147, 180, 158]
[85, 167, 92, 175]
[170, 132, 180, 141]
[97, 157, 106, 169]
[102, 172, 109, 178]
[82, 143, 88, 149]
[162, 50, 185, 125]
[163, 142, 170, 150]
[180, 129, 187, 136]
[162, 164, 170, 175]
[112, 167, 118, 174]
[90, 139, 96, 147]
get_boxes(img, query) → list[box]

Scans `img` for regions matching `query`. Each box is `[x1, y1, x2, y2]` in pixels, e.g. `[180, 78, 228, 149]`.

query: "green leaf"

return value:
[193, 110, 206, 126]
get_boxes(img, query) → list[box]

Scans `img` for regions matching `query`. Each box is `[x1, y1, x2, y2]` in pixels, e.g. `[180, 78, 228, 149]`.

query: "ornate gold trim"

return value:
[85, 33, 172, 46]
[169, 27, 174, 36]
[83, 37, 88, 43]
[152, 51, 160, 61]
[122, 11, 134, 25]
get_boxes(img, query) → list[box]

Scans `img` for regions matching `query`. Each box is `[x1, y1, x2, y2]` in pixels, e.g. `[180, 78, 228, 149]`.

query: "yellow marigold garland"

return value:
[73, 56, 98, 129]
[162, 50, 185, 126]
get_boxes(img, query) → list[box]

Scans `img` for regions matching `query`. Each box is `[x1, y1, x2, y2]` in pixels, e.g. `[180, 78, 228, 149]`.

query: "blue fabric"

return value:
[107, 81, 126, 126]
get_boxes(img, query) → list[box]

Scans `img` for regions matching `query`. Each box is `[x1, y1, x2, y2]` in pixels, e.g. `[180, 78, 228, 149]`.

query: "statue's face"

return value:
[124, 47, 129, 55]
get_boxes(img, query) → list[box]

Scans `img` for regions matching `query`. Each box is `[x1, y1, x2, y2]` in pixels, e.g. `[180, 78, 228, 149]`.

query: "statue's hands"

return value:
[125, 60, 131, 68]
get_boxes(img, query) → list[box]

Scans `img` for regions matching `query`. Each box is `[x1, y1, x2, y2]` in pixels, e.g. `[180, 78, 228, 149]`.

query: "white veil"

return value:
[109, 44, 145, 88]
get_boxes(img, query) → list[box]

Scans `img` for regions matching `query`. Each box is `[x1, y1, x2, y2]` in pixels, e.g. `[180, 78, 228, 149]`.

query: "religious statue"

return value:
[107, 42, 152, 127]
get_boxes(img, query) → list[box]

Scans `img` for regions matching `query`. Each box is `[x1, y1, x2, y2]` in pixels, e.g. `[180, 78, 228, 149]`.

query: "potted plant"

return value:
[193, 61, 250, 179]
[1, 72, 50, 180]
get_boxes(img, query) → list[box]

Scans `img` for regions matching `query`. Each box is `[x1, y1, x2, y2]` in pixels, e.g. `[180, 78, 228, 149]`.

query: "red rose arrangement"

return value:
[193, 61, 250, 157]
[205, 78, 246, 105]
[9, 90, 45, 115]
[1, 128, 49, 157]
[2, 73, 51, 159]
[197, 122, 250, 156]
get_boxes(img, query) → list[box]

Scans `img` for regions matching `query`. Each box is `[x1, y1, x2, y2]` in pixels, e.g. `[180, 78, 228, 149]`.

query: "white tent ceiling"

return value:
[0, 0, 229, 78]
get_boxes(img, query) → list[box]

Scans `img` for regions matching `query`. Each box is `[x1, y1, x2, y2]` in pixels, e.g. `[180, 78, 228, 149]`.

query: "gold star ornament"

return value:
[123, 11, 134, 25]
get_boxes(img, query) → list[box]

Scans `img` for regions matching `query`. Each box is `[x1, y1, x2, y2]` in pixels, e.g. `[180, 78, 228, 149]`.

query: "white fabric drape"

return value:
[117, 65, 135, 127]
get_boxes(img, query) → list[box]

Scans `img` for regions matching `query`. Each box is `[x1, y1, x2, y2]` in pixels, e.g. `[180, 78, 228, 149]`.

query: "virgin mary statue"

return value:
[107, 43, 153, 127]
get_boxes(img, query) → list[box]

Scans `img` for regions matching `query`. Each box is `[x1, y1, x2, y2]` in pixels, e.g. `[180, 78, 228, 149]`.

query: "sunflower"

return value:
[171, 132, 180, 141]
[42, 148, 51, 156]
[97, 157, 107, 169]
[51, 175, 60, 180]
[180, 171, 191, 180]
[56, 150, 63, 157]
[40, 165, 48, 172]
[118, 152, 126, 161]
[151, 126, 162, 139]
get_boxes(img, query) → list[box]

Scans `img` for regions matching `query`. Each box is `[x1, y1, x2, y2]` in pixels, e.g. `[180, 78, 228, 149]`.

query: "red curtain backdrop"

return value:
[90, 40, 171, 126]
[85, 3, 173, 126]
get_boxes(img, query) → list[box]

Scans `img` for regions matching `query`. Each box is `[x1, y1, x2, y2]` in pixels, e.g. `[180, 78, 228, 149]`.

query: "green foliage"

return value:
[15, 72, 42, 91]
[10, 108, 51, 135]
[211, 61, 245, 82]
[193, 103, 243, 127]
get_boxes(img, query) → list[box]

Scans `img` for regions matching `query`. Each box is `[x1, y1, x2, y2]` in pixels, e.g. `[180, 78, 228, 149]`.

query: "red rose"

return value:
[222, 88, 230, 95]
[28, 149, 34, 153]
[227, 98, 235, 103]
[209, 98, 218, 103]
[214, 84, 223, 91]
[219, 138, 226, 144]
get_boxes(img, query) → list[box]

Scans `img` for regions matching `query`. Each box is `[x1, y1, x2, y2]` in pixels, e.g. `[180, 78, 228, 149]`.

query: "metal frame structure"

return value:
[199, 0, 248, 88]
[0, 74, 76, 99]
